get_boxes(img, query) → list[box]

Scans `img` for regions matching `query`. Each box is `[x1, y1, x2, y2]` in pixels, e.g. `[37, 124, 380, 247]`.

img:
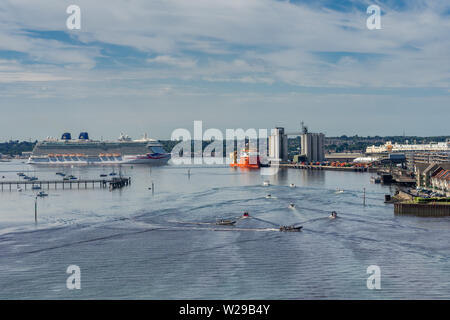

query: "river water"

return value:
[0, 160, 449, 299]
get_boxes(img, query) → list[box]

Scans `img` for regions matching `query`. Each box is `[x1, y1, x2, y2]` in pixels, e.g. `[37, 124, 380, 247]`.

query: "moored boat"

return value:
[216, 219, 237, 226]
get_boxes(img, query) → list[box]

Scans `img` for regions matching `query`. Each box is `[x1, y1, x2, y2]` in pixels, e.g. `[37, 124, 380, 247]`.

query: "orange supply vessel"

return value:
[229, 149, 261, 169]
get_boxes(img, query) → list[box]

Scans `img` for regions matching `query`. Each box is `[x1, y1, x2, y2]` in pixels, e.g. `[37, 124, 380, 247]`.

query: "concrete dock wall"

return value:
[394, 203, 450, 217]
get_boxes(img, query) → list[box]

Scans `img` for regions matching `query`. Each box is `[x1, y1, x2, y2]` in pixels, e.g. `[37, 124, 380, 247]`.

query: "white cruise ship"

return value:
[28, 132, 171, 166]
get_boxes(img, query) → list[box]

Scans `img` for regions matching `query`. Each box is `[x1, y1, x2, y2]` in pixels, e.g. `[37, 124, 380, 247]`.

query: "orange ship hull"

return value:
[230, 155, 260, 169]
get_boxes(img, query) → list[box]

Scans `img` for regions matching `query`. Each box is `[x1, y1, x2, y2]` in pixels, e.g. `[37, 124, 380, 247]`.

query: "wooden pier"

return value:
[0, 177, 131, 191]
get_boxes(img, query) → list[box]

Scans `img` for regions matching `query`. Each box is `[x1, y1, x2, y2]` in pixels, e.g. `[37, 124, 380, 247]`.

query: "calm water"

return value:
[0, 160, 449, 299]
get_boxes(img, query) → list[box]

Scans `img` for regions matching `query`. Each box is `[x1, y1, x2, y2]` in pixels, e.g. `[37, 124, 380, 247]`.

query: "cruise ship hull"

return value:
[28, 154, 171, 166]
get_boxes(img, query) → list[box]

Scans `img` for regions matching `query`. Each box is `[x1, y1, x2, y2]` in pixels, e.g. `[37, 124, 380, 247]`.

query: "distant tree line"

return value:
[1, 135, 448, 157]
[0, 141, 36, 156]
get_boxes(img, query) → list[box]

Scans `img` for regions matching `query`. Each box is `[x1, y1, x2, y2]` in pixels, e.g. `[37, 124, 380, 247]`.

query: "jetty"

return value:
[278, 163, 376, 172]
[377, 168, 416, 186]
[0, 177, 131, 191]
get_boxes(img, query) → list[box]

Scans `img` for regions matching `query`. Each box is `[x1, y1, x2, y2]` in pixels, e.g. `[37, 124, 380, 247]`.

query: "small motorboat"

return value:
[242, 211, 250, 218]
[29, 177, 38, 181]
[335, 188, 344, 194]
[17, 187, 23, 192]
[263, 180, 270, 186]
[279, 225, 302, 232]
[288, 203, 295, 209]
[289, 183, 296, 188]
[370, 176, 381, 184]
[37, 191, 48, 197]
[100, 174, 108, 177]
[109, 172, 117, 176]
[265, 194, 272, 199]
[329, 211, 338, 219]
[17, 172, 25, 177]
[216, 219, 236, 226]
[31, 185, 41, 190]
[56, 172, 66, 176]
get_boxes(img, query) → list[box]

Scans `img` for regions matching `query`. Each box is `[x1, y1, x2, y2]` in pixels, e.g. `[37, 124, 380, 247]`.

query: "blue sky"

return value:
[0, 0, 449, 140]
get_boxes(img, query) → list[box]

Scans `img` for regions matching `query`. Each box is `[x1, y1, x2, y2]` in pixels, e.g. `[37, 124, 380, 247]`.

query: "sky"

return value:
[0, 0, 449, 141]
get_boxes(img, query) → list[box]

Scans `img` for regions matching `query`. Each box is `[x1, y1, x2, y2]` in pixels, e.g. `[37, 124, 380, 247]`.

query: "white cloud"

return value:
[0, 0, 448, 139]
[0, 0, 448, 88]
[147, 55, 197, 68]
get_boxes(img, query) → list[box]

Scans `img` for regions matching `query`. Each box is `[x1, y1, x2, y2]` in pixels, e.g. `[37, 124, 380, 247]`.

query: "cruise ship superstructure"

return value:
[28, 132, 170, 165]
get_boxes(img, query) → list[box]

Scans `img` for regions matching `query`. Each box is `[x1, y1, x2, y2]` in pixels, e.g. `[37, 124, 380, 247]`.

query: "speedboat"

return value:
[279, 225, 302, 232]
[242, 212, 250, 218]
[329, 211, 338, 219]
[265, 194, 272, 199]
[216, 219, 236, 226]
[288, 203, 295, 209]
[289, 183, 296, 188]
[335, 188, 344, 194]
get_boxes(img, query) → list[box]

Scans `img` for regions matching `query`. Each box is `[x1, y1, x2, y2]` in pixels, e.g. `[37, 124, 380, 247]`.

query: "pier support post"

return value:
[363, 188, 366, 206]
[34, 196, 37, 224]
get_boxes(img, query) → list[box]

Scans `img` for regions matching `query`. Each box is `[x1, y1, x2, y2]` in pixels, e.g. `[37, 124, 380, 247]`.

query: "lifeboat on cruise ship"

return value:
[229, 149, 261, 169]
